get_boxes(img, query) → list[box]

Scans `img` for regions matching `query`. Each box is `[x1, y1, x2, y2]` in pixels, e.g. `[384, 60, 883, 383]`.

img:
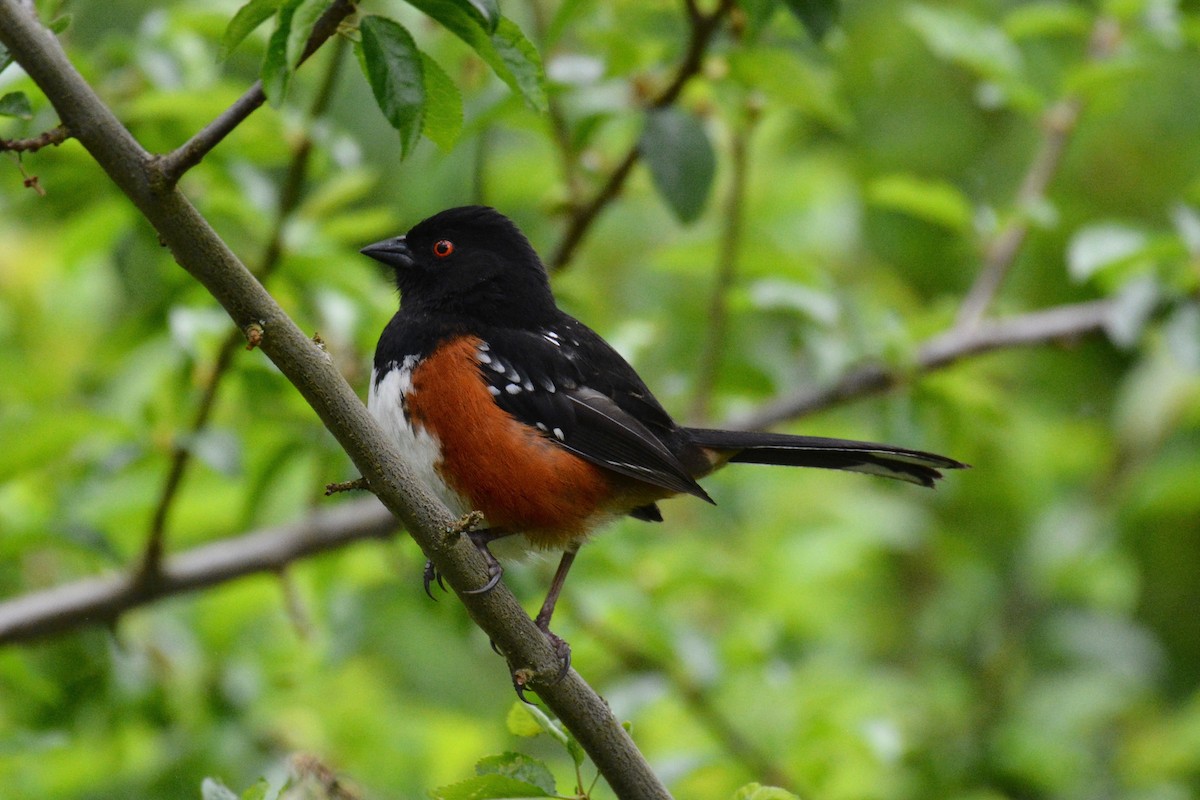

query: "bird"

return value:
[360, 205, 966, 669]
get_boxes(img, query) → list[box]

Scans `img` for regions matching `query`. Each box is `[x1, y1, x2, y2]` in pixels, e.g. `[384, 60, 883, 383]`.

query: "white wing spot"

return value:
[477, 350, 493, 365]
[487, 385, 501, 397]
[505, 383, 521, 395]
[489, 360, 506, 374]
[535, 422, 548, 432]
[541, 378, 556, 393]
[522, 378, 534, 391]
[552, 427, 565, 441]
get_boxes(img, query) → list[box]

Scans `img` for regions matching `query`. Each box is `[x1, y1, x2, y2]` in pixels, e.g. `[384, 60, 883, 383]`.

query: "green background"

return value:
[2, 0, 1200, 797]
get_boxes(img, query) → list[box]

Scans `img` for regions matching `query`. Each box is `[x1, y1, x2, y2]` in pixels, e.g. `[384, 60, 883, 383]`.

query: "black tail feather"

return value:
[684, 428, 968, 488]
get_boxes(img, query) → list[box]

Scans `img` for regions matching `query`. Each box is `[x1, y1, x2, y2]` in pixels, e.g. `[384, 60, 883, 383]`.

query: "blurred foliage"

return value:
[2, 0, 1200, 798]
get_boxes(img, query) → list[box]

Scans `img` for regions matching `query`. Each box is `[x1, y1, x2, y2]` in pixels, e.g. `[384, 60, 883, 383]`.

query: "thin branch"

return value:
[0, 6, 671, 796]
[137, 38, 348, 581]
[688, 108, 755, 423]
[0, 300, 1118, 646]
[0, 122, 70, 152]
[954, 17, 1121, 330]
[0, 498, 396, 644]
[153, 0, 356, 186]
[548, 0, 735, 271]
[735, 299, 1116, 431]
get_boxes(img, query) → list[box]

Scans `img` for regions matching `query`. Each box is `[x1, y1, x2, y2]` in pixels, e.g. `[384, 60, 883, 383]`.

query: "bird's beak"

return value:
[360, 235, 414, 269]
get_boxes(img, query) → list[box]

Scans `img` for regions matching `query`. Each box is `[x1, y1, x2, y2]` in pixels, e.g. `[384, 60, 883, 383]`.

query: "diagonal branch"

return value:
[735, 299, 1116, 431]
[153, 0, 356, 186]
[548, 0, 735, 271]
[138, 36, 348, 581]
[688, 106, 756, 423]
[0, 5, 671, 797]
[953, 17, 1121, 330]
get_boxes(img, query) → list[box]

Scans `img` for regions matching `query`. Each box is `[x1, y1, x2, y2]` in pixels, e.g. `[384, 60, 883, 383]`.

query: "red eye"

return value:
[433, 239, 454, 258]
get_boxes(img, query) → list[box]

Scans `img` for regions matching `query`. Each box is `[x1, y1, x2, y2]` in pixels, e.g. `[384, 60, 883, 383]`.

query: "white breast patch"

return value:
[368, 360, 472, 518]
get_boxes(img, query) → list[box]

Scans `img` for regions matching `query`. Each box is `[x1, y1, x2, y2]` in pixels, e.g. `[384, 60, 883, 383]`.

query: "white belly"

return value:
[368, 362, 472, 518]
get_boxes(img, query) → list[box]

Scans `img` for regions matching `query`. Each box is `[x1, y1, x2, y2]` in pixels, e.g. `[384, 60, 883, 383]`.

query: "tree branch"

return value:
[152, 0, 356, 186]
[953, 17, 1121, 330]
[138, 36, 348, 581]
[688, 106, 756, 423]
[548, 0, 735, 271]
[0, 122, 70, 152]
[0, 498, 396, 644]
[734, 299, 1116, 431]
[0, 5, 670, 797]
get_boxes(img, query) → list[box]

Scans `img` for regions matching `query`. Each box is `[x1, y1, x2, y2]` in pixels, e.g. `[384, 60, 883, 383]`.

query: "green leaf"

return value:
[1066, 223, 1149, 282]
[0, 41, 13, 77]
[639, 107, 716, 224]
[431, 774, 551, 800]
[780, 0, 839, 42]
[358, 15, 426, 157]
[285, 0, 332, 68]
[1003, 2, 1092, 40]
[48, 15, 72, 34]
[489, 16, 548, 112]
[727, 48, 851, 130]
[505, 702, 544, 737]
[200, 778, 240, 800]
[261, 0, 301, 107]
[402, 0, 546, 110]
[220, 0, 281, 59]
[866, 173, 974, 232]
[239, 779, 271, 800]
[475, 752, 556, 795]
[733, 783, 802, 800]
[420, 53, 463, 151]
[466, 0, 501, 33]
[0, 92, 32, 120]
[906, 4, 1022, 81]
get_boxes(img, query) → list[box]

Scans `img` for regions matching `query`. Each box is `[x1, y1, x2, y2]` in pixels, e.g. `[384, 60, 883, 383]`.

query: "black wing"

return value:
[474, 319, 712, 503]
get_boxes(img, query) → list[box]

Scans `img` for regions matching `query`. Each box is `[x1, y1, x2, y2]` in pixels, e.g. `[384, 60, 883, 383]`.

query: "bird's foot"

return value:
[422, 512, 501, 597]
[536, 619, 572, 683]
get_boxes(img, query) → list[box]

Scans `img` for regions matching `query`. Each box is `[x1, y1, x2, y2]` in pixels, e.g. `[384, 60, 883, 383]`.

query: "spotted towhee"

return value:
[360, 206, 966, 662]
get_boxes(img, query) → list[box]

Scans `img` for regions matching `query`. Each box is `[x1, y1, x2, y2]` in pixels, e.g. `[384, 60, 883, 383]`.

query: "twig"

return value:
[548, 0, 735, 271]
[0, 498, 396, 644]
[688, 108, 755, 423]
[0, 6, 673, 795]
[136, 37, 347, 582]
[0, 123, 70, 152]
[153, 0, 355, 186]
[954, 17, 1120, 330]
[735, 299, 1116, 431]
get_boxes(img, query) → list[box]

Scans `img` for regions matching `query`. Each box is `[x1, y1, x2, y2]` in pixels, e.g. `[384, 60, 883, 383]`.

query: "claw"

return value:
[461, 528, 504, 595]
[422, 560, 442, 600]
[512, 668, 536, 704]
[540, 625, 572, 683]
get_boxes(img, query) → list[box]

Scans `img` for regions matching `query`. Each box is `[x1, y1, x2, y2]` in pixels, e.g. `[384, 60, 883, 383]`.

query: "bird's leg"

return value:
[423, 512, 515, 597]
[532, 544, 580, 679]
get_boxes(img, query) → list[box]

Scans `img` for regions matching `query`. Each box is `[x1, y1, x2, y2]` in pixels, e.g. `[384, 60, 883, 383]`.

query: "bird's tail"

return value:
[684, 428, 967, 488]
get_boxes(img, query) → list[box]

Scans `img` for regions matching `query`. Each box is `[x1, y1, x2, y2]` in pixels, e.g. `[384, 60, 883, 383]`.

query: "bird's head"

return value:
[360, 206, 557, 326]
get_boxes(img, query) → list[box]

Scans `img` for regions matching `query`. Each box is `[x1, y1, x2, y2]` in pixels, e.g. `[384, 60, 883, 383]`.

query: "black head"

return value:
[361, 206, 558, 327]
